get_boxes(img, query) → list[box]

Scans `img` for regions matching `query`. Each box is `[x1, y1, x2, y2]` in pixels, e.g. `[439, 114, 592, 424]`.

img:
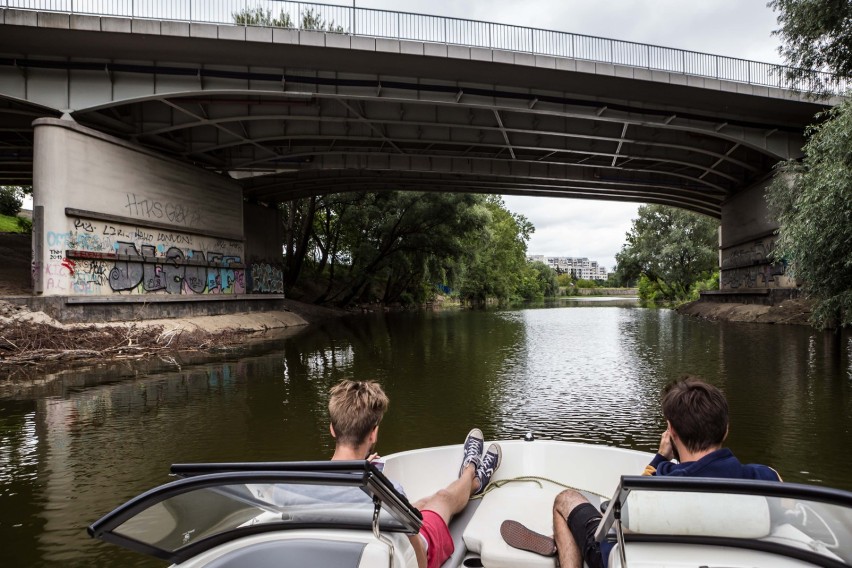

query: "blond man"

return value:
[328, 379, 501, 568]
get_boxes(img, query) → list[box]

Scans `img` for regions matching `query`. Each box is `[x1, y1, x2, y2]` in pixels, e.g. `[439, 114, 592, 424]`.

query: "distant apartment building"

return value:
[527, 255, 608, 280]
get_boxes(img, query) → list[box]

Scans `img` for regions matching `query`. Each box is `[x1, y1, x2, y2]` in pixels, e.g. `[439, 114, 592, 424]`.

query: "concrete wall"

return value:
[243, 202, 284, 294]
[32, 118, 248, 297]
[719, 177, 794, 290]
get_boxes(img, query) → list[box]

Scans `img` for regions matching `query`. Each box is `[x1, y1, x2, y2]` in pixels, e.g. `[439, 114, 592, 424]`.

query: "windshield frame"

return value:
[88, 461, 422, 564]
[595, 476, 852, 568]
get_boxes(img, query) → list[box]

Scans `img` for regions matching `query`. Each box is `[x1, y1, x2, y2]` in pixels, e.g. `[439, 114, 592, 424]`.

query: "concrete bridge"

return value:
[0, 1, 837, 318]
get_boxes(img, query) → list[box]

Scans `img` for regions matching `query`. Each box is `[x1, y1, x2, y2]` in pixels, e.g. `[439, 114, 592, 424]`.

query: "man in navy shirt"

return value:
[502, 376, 780, 568]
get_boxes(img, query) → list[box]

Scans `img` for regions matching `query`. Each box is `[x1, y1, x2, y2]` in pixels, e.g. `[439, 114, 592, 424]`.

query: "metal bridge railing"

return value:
[2, 0, 843, 93]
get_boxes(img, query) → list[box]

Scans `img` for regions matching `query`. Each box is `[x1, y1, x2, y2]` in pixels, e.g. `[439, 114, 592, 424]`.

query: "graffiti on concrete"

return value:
[107, 242, 245, 295]
[44, 216, 250, 296]
[720, 237, 791, 289]
[124, 192, 203, 227]
[248, 263, 284, 294]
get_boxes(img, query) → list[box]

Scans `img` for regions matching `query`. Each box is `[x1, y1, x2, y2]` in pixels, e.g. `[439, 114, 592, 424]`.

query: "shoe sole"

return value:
[500, 520, 556, 557]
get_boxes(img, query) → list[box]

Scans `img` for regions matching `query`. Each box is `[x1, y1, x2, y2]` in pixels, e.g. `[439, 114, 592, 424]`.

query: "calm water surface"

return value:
[1, 299, 851, 567]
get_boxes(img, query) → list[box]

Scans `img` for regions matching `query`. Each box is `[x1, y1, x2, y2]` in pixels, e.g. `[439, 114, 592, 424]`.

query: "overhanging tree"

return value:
[767, 0, 852, 327]
[769, 0, 852, 93]
[767, 100, 852, 327]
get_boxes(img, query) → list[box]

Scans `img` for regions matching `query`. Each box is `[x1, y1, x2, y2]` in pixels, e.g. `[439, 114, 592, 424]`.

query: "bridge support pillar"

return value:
[29, 118, 285, 322]
[718, 177, 795, 295]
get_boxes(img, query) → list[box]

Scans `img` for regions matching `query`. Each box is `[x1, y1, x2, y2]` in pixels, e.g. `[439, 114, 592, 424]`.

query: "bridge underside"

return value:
[0, 11, 832, 305]
[0, 12, 829, 218]
[2, 79, 793, 218]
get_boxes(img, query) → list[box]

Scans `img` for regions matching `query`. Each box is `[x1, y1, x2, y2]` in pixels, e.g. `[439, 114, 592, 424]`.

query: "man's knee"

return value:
[553, 489, 589, 518]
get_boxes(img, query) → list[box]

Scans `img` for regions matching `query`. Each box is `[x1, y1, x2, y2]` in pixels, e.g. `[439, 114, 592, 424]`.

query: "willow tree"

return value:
[768, 100, 852, 328]
[767, 0, 852, 327]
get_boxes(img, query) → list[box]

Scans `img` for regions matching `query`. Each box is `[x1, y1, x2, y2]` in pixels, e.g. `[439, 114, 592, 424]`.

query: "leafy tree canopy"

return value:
[767, 0, 852, 327]
[233, 6, 343, 32]
[769, 0, 852, 93]
[279, 191, 539, 308]
[768, 99, 852, 327]
[0, 186, 25, 217]
[614, 205, 718, 303]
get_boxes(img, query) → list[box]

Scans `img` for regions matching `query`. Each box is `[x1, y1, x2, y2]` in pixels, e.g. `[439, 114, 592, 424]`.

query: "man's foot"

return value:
[473, 443, 501, 495]
[500, 520, 557, 557]
[459, 428, 485, 477]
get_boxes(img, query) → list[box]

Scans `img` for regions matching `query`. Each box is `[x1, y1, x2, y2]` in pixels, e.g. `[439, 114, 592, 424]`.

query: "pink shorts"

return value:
[419, 509, 454, 568]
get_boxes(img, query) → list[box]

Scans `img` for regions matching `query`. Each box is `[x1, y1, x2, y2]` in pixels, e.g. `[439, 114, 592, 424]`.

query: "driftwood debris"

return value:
[0, 319, 251, 366]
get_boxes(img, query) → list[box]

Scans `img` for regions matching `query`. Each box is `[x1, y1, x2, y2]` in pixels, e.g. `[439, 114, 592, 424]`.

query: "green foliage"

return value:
[614, 205, 718, 304]
[458, 197, 533, 305]
[280, 191, 538, 308]
[300, 8, 344, 33]
[517, 261, 559, 301]
[15, 216, 33, 234]
[574, 278, 598, 289]
[688, 270, 720, 302]
[0, 214, 21, 232]
[232, 6, 293, 27]
[0, 186, 23, 217]
[768, 99, 852, 328]
[232, 6, 343, 32]
[769, 0, 852, 93]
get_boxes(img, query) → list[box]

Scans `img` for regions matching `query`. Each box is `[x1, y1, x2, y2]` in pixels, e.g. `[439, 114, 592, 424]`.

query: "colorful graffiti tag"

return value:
[248, 263, 285, 294]
[107, 242, 246, 295]
[43, 216, 284, 296]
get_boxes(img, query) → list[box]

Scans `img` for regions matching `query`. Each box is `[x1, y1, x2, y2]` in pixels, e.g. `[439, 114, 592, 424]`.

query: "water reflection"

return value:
[0, 306, 850, 567]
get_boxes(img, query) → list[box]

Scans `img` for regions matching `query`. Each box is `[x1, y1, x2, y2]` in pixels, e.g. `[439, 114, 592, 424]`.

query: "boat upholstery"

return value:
[175, 530, 418, 568]
[606, 542, 825, 568]
[203, 539, 367, 568]
[622, 492, 771, 538]
[462, 480, 602, 568]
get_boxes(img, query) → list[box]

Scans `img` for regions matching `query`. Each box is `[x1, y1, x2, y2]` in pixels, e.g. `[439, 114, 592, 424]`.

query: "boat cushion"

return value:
[463, 481, 600, 568]
[623, 491, 771, 538]
[203, 539, 367, 568]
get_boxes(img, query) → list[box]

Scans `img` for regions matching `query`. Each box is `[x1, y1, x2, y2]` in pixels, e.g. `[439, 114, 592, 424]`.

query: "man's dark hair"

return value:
[661, 375, 728, 452]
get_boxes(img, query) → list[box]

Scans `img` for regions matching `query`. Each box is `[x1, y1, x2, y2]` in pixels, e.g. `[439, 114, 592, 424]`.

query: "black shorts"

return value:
[567, 503, 604, 568]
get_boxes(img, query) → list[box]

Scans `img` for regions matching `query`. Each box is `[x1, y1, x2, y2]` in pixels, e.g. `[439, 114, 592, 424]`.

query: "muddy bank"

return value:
[677, 298, 813, 326]
[0, 298, 349, 373]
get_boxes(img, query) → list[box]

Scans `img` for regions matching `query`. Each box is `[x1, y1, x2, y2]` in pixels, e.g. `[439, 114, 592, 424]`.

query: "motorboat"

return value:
[88, 438, 852, 567]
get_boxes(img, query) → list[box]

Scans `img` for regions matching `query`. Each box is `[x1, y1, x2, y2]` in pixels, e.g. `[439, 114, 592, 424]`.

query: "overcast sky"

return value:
[337, 0, 785, 270]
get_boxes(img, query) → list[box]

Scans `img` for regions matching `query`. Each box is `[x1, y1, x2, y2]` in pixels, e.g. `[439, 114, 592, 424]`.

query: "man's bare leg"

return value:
[412, 463, 478, 524]
[553, 489, 588, 568]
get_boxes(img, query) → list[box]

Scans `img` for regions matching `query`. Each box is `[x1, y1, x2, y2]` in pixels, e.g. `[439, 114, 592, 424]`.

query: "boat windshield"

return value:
[88, 462, 422, 564]
[596, 476, 852, 568]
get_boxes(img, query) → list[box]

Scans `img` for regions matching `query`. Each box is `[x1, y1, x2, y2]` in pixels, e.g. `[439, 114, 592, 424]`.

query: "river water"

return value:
[1, 299, 851, 567]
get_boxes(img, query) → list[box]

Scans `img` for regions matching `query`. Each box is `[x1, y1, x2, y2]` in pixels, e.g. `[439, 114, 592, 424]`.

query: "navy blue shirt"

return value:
[648, 448, 781, 481]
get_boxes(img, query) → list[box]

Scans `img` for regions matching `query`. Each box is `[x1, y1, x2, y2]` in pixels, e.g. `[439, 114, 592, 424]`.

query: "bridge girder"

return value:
[0, 18, 827, 216]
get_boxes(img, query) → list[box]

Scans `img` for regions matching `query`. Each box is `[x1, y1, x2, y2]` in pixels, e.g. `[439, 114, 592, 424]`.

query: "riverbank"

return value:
[677, 297, 813, 325]
[0, 298, 348, 372]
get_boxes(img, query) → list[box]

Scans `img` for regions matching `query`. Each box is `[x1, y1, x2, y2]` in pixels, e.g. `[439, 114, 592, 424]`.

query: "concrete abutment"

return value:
[710, 176, 797, 305]
[30, 118, 285, 323]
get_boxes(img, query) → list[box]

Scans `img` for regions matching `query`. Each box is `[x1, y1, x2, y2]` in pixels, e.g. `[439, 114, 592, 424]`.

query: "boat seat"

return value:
[462, 480, 601, 568]
[606, 541, 830, 568]
[203, 539, 369, 568]
[188, 530, 418, 568]
[623, 492, 771, 538]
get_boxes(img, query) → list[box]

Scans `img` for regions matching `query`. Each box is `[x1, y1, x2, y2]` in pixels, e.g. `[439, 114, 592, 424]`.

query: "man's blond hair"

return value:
[328, 380, 389, 447]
